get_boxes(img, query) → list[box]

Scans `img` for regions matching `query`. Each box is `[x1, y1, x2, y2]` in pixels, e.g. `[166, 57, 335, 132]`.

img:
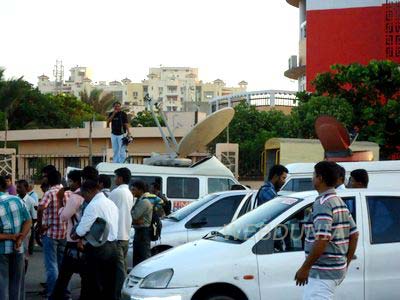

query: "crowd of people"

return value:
[0, 165, 171, 300]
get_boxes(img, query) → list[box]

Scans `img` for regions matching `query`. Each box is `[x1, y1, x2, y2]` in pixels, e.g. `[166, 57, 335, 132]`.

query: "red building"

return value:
[284, 0, 400, 91]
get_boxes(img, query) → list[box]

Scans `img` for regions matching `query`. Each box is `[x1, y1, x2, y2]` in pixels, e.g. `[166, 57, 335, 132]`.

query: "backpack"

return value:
[150, 205, 162, 241]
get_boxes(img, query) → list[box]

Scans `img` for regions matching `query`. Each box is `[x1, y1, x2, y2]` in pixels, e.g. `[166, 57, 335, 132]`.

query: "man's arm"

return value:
[295, 238, 330, 285]
[59, 194, 81, 222]
[122, 112, 130, 135]
[74, 204, 97, 238]
[15, 219, 32, 250]
[107, 111, 116, 126]
[0, 233, 18, 241]
[347, 215, 359, 267]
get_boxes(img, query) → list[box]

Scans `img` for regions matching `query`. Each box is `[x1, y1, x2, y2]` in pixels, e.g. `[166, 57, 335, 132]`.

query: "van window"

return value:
[208, 178, 235, 193]
[167, 177, 199, 199]
[187, 195, 244, 228]
[281, 178, 313, 192]
[342, 197, 356, 223]
[367, 196, 400, 244]
[106, 175, 162, 191]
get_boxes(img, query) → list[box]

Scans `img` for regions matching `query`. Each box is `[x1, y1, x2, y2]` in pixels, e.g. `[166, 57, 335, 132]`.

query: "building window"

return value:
[204, 92, 214, 99]
[132, 92, 138, 97]
[111, 91, 123, 102]
[143, 86, 148, 93]
[167, 86, 178, 93]
[64, 157, 81, 168]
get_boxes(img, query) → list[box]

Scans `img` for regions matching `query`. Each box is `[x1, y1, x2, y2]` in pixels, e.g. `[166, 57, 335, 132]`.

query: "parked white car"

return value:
[122, 189, 400, 300]
[127, 190, 258, 269]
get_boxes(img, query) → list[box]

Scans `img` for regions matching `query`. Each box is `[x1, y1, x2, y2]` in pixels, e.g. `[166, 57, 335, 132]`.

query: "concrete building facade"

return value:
[285, 0, 400, 91]
[38, 65, 247, 114]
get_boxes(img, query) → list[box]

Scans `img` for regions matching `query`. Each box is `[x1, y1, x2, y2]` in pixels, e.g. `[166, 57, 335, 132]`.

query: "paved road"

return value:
[26, 247, 81, 300]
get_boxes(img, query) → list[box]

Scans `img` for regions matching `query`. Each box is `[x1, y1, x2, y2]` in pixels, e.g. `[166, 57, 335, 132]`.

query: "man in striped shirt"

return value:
[295, 161, 359, 300]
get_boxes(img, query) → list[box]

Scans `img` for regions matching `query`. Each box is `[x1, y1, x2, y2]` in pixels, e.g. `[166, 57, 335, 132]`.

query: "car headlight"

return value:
[139, 269, 174, 289]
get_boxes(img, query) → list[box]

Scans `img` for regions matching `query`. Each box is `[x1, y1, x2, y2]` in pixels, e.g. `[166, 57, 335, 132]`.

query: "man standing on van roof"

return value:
[257, 165, 288, 206]
[107, 101, 130, 163]
[295, 161, 359, 300]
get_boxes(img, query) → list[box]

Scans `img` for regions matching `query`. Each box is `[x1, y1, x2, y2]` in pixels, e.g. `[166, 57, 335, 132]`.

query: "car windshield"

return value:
[210, 196, 303, 243]
[166, 193, 220, 221]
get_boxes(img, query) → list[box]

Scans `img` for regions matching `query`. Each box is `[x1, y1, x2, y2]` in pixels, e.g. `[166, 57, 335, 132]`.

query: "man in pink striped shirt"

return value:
[52, 170, 87, 299]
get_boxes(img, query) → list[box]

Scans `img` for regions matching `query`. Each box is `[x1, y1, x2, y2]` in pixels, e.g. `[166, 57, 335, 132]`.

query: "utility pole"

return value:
[88, 115, 94, 166]
[4, 113, 8, 149]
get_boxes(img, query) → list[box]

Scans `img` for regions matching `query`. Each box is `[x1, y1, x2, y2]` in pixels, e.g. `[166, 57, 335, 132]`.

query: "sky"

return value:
[0, 0, 299, 91]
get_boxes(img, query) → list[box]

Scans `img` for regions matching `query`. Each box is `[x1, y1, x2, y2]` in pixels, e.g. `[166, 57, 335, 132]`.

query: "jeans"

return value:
[111, 134, 126, 163]
[0, 253, 25, 300]
[85, 241, 125, 300]
[42, 235, 67, 297]
[132, 227, 151, 268]
[303, 277, 343, 300]
[51, 242, 87, 300]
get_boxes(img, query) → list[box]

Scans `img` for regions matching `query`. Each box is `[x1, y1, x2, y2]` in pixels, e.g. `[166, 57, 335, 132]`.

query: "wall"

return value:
[306, 2, 400, 90]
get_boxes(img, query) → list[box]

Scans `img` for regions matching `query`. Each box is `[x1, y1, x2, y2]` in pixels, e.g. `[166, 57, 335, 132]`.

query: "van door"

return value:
[185, 195, 244, 242]
[255, 194, 364, 300]
[363, 193, 400, 300]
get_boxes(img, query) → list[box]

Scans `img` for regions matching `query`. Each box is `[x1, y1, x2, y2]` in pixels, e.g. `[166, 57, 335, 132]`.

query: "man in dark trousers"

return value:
[107, 101, 130, 163]
[131, 180, 153, 268]
[257, 164, 289, 206]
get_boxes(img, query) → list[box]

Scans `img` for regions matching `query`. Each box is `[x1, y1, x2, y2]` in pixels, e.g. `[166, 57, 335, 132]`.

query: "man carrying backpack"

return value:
[130, 180, 153, 268]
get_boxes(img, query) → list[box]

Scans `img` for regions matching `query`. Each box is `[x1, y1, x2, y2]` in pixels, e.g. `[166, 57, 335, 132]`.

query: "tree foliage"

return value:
[305, 60, 400, 159]
[131, 110, 165, 127]
[0, 69, 102, 130]
[79, 88, 115, 115]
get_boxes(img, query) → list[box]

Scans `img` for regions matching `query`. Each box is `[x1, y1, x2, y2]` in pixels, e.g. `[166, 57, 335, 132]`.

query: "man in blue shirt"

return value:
[0, 176, 32, 300]
[257, 164, 289, 206]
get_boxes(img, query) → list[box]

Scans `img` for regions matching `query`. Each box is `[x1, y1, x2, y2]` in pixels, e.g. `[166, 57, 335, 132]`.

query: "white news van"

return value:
[280, 160, 400, 194]
[96, 156, 240, 211]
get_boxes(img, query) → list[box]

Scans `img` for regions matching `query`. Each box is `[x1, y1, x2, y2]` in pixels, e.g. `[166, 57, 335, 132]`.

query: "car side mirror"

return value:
[189, 217, 208, 228]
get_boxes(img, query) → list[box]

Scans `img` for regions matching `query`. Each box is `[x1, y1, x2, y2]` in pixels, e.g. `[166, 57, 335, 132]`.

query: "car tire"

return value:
[205, 294, 237, 300]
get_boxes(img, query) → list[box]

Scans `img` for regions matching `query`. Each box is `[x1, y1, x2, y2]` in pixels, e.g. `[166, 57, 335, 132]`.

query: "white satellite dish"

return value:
[143, 95, 235, 166]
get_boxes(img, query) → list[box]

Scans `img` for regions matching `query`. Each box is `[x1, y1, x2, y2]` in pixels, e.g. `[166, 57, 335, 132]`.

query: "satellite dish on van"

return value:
[177, 107, 235, 158]
[315, 116, 373, 162]
[143, 95, 235, 166]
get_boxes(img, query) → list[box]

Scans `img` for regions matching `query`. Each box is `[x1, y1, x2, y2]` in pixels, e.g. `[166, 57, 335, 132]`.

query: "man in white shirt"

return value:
[109, 167, 134, 270]
[72, 180, 125, 300]
[335, 165, 347, 190]
[16, 179, 37, 273]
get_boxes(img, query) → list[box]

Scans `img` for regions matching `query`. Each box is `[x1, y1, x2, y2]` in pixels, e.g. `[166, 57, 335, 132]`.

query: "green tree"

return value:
[305, 60, 400, 159]
[290, 96, 354, 138]
[131, 110, 165, 127]
[79, 88, 115, 115]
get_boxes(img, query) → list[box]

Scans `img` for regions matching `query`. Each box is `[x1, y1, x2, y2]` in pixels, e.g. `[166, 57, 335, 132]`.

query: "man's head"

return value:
[336, 165, 346, 188]
[41, 165, 57, 184]
[131, 180, 147, 198]
[27, 180, 35, 192]
[313, 161, 339, 192]
[114, 168, 131, 186]
[113, 101, 122, 112]
[47, 170, 62, 187]
[268, 165, 289, 191]
[0, 176, 7, 192]
[16, 180, 29, 197]
[67, 170, 82, 191]
[349, 169, 369, 188]
[4, 175, 13, 188]
[150, 182, 161, 194]
[82, 166, 99, 182]
[99, 174, 111, 190]
[80, 179, 100, 202]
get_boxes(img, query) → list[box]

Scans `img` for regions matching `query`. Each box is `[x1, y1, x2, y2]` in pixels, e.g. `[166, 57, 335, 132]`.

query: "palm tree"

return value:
[79, 88, 115, 115]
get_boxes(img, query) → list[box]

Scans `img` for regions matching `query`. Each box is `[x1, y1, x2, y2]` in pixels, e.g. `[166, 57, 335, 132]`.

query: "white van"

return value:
[280, 160, 400, 194]
[122, 189, 400, 300]
[96, 156, 240, 210]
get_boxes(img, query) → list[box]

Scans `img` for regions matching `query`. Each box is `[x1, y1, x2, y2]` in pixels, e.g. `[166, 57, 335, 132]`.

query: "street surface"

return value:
[26, 247, 81, 300]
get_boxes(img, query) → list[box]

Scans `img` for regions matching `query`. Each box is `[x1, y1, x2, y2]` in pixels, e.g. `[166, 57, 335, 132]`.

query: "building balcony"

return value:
[286, 0, 300, 8]
[284, 65, 306, 80]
